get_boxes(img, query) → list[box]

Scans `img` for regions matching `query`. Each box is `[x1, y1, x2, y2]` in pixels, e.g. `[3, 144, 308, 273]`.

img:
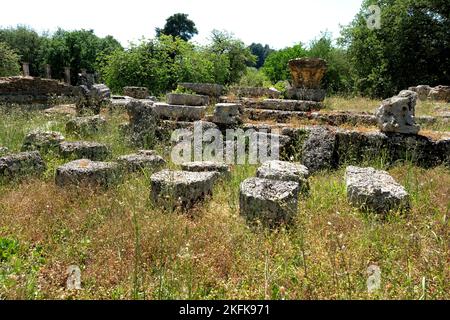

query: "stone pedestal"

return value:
[22, 62, 30, 77]
[288, 58, 327, 102]
[45, 64, 52, 79]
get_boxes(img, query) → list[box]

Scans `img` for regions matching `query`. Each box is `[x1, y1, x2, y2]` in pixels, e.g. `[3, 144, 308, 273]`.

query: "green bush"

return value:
[238, 67, 272, 87]
[0, 42, 20, 76]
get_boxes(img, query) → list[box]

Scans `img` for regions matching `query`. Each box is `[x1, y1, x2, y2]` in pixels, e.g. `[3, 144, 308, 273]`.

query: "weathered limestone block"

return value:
[301, 127, 337, 173]
[288, 58, 327, 89]
[0, 76, 76, 104]
[239, 177, 300, 227]
[59, 141, 110, 161]
[123, 86, 149, 99]
[345, 166, 410, 214]
[150, 170, 218, 208]
[228, 87, 281, 99]
[74, 74, 108, 115]
[55, 159, 120, 187]
[167, 93, 209, 106]
[118, 150, 166, 172]
[285, 88, 327, 102]
[336, 130, 387, 165]
[154, 103, 206, 121]
[179, 83, 225, 97]
[181, 161, 230, 177]
[435, 138, 450, 166]
[257, 160, 310, 193]
[0, 151, 46, 181]
[250, 132, 292, 160]
[244, 99, 322, 112]
[22, 131, 65, 153]
[408, 85, 432, 101]
[66, 115, 106, 136]
[93, 84, 111, 99]
[212, 103, 243, 126]
[127, 99, 160, 147]
[428, 85, 450, 102]
[376, 90, 420, 134]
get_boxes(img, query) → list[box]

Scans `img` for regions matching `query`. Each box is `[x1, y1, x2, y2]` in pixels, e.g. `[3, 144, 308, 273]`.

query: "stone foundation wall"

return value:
[0, 76, 76, 104]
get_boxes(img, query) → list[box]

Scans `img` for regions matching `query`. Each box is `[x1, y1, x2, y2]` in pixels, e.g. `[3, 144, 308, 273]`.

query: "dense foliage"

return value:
[340, 0, 450, 97]
[100, 32, 255, 95]
[155, 13, 198, 41]
[1, 1, 448, 97]
[0, 42, 21, 77]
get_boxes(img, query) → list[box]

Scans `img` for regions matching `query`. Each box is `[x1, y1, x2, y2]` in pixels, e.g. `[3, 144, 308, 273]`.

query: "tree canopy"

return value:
[340, 0, 450, 97]
[156, 13, 198, 41]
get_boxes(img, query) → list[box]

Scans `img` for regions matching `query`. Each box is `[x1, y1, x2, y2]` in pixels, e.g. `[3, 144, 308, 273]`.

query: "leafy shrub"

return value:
[0, 42, 21, 76]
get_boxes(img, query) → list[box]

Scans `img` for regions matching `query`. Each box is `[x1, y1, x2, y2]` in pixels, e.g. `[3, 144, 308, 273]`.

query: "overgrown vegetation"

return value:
[0, 105, 448, 300]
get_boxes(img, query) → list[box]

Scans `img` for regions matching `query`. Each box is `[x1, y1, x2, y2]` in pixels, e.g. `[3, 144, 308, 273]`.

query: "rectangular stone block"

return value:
[0, 151, 46, 181]
[154, 103, 206, 121]
[150, 170, 218, 208]
[240, 177, 300, 227]
[345, 166, 410, 214]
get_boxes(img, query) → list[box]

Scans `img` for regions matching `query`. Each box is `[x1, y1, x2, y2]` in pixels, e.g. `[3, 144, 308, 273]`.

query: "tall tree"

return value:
[248, 43, 273, 69]
[340, 0, 450, 97]
[156, 13, 198, 41]
[209, 30, 256, 84]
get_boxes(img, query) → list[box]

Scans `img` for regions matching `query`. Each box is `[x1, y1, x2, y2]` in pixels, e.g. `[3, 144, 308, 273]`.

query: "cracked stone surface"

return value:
[240, 177, 300, 227]
[301, 127, 337, 173]
[345, 166, 410, 214]
[154, 103, 206, 121]
[66, 115, 106, 136]
[118, 150, 166, 172]
[150, 170, 218, 208]
[0, 151, 46, 180]
[257, 160, 310, 193]
[181, 161, 230, 177]
[212, 103, 243, 126]
[55, 159, 120, 187]
[59, 141, 110, 161]
[166, 93, 209, 106]
[376, 90, 420, 134]
[21, 130, 65, 153]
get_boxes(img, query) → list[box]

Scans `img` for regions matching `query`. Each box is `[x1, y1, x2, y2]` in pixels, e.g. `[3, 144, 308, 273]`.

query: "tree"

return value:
[0, 26, 44, 76]
[209, 30, 256, 84]
[156, 13, 198, 41]
[248, 43, 274, 69]
[261, 43, 308, 83]
[42, 29, 122, 83]
[340, 0, 450, 97]
[0, 42, 20, 76]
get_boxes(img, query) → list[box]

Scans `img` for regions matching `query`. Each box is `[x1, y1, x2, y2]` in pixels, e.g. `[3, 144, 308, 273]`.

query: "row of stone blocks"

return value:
[0, 149, 166, 184]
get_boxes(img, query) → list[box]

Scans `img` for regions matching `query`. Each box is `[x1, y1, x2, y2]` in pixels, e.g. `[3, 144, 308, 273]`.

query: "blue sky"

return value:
[0, 0, 363, 49]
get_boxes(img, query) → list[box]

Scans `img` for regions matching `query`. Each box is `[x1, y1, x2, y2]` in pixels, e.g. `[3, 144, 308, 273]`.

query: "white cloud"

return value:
[0, 0, 362, 49]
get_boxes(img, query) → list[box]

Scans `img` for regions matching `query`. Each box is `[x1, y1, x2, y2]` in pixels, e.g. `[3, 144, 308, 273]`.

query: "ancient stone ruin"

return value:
[240, 177, 300, 227]
[118, 150, 166, 173]
[345, 166, 410, 214]
[409, 85, 450, 102]
[0, 151, 46, 181]
[123, 86, 150, 99]
[0, 76, 76, 104]
[55, 159, 120, 188]
[376, 90, 420, 134]
[287, 58, 328, 102]
[150, 170, 219, 209]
